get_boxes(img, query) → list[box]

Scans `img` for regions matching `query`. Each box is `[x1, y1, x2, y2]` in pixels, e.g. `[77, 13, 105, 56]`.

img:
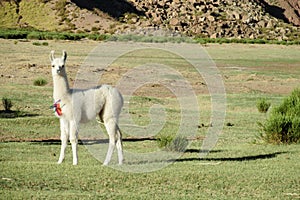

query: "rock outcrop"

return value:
[124, 0, 299, 40]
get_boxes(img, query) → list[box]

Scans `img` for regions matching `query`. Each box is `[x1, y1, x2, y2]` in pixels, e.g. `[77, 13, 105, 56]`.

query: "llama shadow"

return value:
[173, 151, 288, 162]
[28, 138, 288, 165]
[185, 149, 224, 154]
[30, 137, 156, 146]
[71, 0, 145, 19]
[255, 0, 289, 23]
[0, 110, 39, 119]
[121, 150, 288, 165]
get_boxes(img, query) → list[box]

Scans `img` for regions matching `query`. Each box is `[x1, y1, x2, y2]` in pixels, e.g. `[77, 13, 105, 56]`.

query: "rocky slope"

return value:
[125, 0, 299, 40]
[0, 0, 299, 40]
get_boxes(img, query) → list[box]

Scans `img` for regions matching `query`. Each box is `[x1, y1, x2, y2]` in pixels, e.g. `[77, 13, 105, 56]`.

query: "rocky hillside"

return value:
[0, 0, 299, 40]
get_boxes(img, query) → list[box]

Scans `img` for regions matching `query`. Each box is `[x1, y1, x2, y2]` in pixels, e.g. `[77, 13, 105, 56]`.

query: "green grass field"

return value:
[0, 39, 300, 199]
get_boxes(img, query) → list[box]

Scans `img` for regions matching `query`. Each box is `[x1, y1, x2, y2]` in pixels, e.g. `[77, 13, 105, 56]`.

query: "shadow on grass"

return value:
[27, 137, 157, 146]
[185, 149, 224, 154]
[0, 110, 39, 118]
[174, 151, 288, 162]
[10, 138, 288, 163]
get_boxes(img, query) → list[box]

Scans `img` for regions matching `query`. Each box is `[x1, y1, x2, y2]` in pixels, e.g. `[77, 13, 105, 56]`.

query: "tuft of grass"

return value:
[33, 78, 48, 86]
[2, 97, 13, 111]
[256, 98, 271, 113]
[157, 135, 188, 152]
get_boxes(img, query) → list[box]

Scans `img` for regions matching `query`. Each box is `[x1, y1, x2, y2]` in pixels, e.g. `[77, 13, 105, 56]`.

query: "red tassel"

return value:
[52, 100, 63, 116]
[55, 103, 62, 116]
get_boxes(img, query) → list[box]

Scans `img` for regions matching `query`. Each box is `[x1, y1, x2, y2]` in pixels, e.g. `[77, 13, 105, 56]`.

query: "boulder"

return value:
[257, 20, 266, 28]
[169, 18, 180, 26]
[207, 15, 215, 22]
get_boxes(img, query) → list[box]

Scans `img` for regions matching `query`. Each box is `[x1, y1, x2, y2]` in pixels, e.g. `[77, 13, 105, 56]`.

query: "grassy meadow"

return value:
[0, 39, 300, 199]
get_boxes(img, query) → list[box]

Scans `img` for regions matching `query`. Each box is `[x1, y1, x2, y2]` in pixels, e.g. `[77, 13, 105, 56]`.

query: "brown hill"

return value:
[261, 0, 299, 26]
[0, 0, 299, 40]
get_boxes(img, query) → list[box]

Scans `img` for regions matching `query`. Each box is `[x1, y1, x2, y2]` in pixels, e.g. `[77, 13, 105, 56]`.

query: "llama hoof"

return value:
[73, 159, 78, 165]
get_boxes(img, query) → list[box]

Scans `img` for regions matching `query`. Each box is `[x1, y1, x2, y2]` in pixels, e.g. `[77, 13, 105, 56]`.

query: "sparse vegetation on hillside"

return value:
[0, 29, 300, 45]
[0, 29, 108, 41]
[0, 0, 299, 40]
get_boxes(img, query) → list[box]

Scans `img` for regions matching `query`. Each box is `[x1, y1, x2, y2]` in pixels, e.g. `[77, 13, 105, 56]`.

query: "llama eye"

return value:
[52, 65, 55, 68]
[61, 65, 65, 68]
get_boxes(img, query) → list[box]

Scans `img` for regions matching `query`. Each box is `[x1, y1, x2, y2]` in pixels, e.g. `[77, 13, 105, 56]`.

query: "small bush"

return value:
[33, 78, 48, 86]
[259, 88, 300, 144]
[157, 135, 188, 152]
[2, 97, 13, 111]
[32, 42, 41, 46]
[157, 134, 173, 149]
[256, 98, 271, 113]
[27, 32, 43, 40]
[88, 34, 109, 41]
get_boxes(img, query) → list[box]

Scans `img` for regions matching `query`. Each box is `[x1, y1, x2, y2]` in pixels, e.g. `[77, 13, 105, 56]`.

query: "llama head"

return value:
[50, 50, 67, 76]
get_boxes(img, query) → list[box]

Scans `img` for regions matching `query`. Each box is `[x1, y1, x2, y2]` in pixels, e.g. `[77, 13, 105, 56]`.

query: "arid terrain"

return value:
[0, 0, 299, 40]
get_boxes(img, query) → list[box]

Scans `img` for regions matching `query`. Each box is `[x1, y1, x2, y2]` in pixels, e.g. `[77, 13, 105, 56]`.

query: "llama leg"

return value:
[69, 121, 78, 165]
[58, 119, 69, 164]
[103, 119, 117, 165]
[116, 127, 123, 165]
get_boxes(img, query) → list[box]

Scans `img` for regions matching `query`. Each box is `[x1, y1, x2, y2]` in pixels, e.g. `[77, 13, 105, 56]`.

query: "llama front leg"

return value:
[58, 119, 69, 164]
[69, 121, 79, 165]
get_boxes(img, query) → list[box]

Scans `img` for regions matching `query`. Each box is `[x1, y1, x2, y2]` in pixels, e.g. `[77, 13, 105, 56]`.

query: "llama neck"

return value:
[53, 74, 70, 101]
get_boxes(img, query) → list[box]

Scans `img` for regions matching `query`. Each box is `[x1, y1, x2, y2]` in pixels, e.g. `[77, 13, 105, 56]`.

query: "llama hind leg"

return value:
[116, 126, 123, 165]
[58, 119, 69, 164]
[103, 119, 118, 165]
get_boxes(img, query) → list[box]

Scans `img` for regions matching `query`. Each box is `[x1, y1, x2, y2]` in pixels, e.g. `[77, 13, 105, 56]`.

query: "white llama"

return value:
[50, 50, 123, 165]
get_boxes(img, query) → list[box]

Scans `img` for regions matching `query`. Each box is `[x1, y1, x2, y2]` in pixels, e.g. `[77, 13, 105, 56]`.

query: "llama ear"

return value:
[50, 50, 55, 62]
[62, 50, 67, 62]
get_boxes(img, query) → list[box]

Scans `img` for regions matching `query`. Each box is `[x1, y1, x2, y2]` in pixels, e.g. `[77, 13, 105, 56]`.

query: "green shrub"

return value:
[88, 34, 109, 41]
[32, 42, 41, 46]
[2, 97, 13, 111]
[42, 42, 49, 46]
[27, 32, 43, 40]
[0, 29, 28, 39]
[157, 134, 173, 149]
[157, 135, 188, 152]
[33, 78, 48, 86]
[32, 41, 48, 46]
[259, 88, 300, 144]
[256, 98, 271, 113]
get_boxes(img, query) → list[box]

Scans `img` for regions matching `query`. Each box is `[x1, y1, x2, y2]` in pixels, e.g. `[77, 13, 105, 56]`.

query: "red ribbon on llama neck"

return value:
[51, 99, 63, 116]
